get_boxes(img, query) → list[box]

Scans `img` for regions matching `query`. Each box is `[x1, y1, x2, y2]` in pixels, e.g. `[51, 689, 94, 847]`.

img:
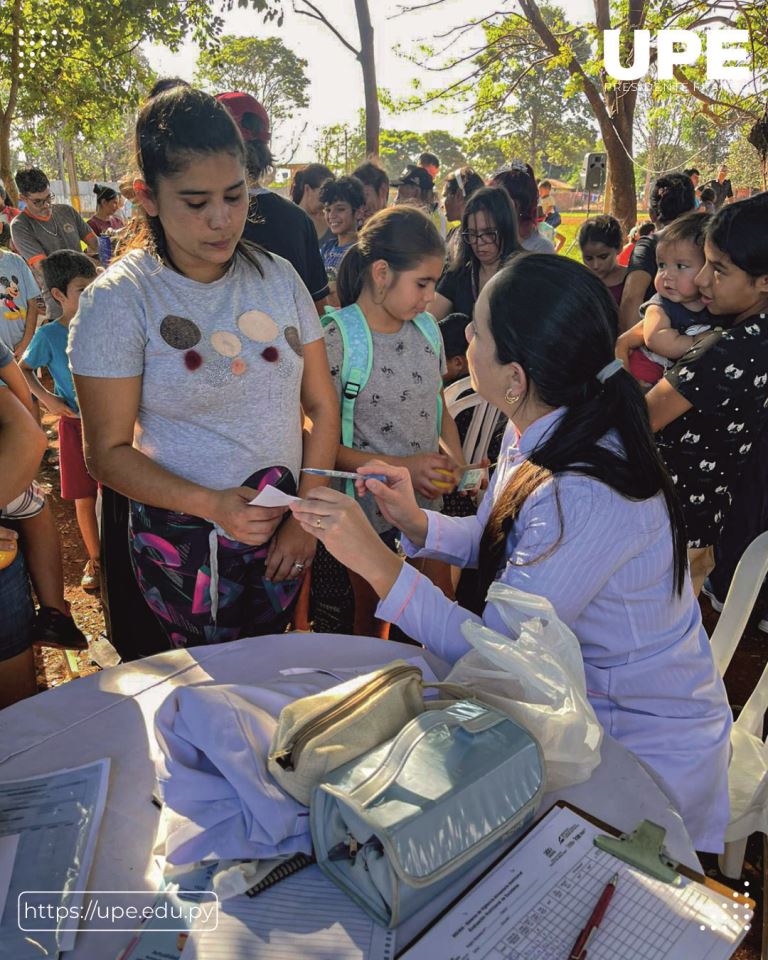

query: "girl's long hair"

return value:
[336, 206, 444, 307]
[119, 86, 268, 274]
[474, 254, 687, 606]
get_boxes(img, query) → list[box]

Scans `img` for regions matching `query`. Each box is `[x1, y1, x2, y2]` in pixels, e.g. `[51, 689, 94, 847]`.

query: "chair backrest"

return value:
[445, 377, 505, 468]
[709, 530, 768, 677]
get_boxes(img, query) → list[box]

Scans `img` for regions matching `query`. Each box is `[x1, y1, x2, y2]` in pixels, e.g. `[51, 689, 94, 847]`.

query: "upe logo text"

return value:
[603, 29, 750, 81]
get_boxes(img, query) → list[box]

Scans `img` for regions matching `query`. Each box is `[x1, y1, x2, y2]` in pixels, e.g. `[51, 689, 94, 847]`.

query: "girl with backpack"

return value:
[312, 206, 463, 635]
[68, 86, 339, 650]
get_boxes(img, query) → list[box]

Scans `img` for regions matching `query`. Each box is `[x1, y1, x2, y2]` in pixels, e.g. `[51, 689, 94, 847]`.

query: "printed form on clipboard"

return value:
[399, 803, 754, 960]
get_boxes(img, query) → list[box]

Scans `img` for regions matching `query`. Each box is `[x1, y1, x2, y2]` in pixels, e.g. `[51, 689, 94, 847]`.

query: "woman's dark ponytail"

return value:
[474, 255, 687, 606]
[336, 244, 366, 307]
[290, 170, 305, 205]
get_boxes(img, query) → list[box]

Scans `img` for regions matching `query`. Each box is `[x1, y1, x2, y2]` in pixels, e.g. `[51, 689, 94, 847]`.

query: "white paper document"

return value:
[401, 805, 752, 960]
[0, 758, 110, 958]
[181, 865, 395, 960]
[249, 485, 302, 507]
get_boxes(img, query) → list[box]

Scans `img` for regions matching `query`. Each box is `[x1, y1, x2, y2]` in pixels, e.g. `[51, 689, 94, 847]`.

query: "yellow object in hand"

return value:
[0, 540, 18, 571]
[432, 468, 457, 492]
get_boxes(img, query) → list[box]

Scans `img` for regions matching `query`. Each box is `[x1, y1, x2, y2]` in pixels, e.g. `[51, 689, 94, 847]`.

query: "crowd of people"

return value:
[1, 79, 766, 855]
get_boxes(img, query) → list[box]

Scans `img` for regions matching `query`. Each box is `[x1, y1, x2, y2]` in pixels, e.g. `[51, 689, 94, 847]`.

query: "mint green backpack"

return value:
[322, 304, 444, 492]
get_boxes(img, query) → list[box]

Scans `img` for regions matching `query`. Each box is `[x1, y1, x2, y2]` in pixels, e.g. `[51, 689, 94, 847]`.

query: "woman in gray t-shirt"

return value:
[68, 87, 339, 650]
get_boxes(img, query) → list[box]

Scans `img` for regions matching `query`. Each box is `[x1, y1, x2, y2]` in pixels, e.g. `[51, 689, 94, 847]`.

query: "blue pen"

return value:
[301, 468, 390, 484]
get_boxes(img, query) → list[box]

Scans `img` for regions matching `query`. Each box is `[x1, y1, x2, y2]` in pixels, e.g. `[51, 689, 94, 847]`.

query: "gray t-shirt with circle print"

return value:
[68, 248, 323, 491]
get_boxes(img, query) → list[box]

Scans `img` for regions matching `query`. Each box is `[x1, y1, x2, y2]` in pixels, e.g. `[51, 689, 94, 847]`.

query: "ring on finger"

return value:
[292, 561, 305, 570]
[315, 519, 323, 528]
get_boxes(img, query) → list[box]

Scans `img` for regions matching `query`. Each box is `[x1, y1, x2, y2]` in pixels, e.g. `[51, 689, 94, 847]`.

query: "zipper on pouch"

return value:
[271, 664, 420, 771]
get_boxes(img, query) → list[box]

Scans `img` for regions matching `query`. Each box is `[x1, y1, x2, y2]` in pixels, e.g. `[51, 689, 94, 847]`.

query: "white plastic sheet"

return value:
[447, 582, 603, 790]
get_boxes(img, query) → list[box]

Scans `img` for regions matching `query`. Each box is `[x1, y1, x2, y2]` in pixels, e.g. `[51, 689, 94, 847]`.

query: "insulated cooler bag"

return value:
[311, 699, 544, 927]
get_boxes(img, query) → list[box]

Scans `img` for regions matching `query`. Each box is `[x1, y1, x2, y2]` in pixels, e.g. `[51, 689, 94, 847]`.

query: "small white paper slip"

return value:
[0, 834, 19, 921]
[249, 485, 302, 508]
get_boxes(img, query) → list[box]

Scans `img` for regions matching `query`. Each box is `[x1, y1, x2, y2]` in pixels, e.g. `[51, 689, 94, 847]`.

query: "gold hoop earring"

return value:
[504, 388, 521, 405]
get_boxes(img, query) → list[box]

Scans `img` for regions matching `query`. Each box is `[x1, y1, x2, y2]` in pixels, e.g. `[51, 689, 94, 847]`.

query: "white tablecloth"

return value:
[0, 633, 700, 958]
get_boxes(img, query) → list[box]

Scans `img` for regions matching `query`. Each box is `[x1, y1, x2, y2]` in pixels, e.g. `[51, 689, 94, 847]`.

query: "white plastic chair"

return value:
[445, 377, 505, 487]
[706, 531, 768, 885]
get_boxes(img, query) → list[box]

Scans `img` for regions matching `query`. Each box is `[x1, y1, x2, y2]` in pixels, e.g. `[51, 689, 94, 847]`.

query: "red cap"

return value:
[215, 92, 270, 143]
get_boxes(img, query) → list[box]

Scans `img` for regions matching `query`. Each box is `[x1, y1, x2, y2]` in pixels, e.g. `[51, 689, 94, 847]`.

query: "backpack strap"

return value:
[413, 312, 444, 435]
[325, 304, 373, 494]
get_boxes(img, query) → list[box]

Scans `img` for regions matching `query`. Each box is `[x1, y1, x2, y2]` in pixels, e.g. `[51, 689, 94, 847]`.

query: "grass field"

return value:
[556, 210, 591, 261]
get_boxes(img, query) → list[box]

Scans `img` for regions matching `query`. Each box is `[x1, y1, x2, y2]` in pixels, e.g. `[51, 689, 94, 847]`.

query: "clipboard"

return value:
[398, 802, 755, 959]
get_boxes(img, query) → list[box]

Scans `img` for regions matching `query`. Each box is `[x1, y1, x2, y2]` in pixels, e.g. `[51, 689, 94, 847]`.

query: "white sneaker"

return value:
[701, 579, 724, 613]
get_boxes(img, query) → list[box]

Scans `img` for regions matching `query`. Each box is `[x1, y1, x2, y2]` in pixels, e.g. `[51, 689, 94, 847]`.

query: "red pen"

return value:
[568, 872, 619, 960]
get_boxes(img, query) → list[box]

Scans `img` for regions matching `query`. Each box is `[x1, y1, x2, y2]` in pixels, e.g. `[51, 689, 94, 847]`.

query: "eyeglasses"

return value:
[25, 193, 54, 208]
[462, 229, 499, 246]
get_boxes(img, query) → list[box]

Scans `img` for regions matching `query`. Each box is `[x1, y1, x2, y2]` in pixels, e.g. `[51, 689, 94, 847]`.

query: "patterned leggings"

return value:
[128, 466, 302, 648]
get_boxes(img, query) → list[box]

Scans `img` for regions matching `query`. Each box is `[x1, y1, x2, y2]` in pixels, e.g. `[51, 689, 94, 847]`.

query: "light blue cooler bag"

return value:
[311, 699, 544, 927]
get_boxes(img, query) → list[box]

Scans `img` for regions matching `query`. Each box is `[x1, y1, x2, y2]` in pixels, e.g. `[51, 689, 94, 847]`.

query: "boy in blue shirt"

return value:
[0, 225, 40, 358]
[21, 251, 100, 594]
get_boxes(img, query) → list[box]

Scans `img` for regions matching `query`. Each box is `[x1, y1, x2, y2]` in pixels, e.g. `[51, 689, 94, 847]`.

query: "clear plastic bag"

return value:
[446, 582, 603, 790]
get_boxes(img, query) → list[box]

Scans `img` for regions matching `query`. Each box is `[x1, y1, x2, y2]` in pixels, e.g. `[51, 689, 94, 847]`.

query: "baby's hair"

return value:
[41, 250, 97, 295]
[14, 167, 48, 195]
[336, 206, 444, 307]
[120, 85, 268, 274]
[319, 175, 365, 211]
[638, 221, 656, 238]
[700, 187, 715, 203]
[655, 210, 710, 250]
[290, 164, 333, 204]
[578, 215, 623, 251]
[707, 193, 768, 277]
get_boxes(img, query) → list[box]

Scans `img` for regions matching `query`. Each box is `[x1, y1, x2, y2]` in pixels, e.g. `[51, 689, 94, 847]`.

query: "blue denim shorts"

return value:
[0, 552, 35, 661]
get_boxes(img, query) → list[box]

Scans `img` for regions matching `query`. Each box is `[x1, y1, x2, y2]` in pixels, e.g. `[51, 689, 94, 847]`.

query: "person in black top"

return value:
[216, 91, 329, 310]
[618, 172, 696, 333]
[432, 187, 521, 321]
[707, 165, 734, 210]
[646, 194, 768, 595]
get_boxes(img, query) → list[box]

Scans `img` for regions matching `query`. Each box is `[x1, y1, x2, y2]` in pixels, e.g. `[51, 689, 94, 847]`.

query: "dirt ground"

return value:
[33, 413, 767, 958]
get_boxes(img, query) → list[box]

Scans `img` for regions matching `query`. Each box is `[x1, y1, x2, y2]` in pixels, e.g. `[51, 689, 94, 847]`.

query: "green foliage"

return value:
[195, 35, 309, 140]
[467, 7, 596, 176]
[312, 122, 468, 181]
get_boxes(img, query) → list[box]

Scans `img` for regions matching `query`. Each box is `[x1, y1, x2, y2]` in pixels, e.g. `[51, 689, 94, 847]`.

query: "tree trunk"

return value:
[354, 0, 379, 158]
[0, 119, 14, 205]
[599, 83, 638, 233]
[63, 141, 80, 211]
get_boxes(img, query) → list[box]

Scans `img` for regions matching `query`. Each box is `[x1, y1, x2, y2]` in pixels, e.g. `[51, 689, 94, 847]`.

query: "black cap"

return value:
[392, 164, 434, 191]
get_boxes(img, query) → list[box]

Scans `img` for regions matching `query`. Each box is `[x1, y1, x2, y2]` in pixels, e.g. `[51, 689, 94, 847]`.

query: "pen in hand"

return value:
[568, 872, 618, 960]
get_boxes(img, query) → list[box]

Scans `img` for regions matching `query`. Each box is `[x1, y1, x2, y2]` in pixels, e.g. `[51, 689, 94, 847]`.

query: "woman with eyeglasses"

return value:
[431, 186, 521, 322]
[11, 168, 99, 321]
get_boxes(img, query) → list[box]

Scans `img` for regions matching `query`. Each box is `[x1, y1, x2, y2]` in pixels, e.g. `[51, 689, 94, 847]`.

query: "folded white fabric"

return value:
[154, 674, 341, 865]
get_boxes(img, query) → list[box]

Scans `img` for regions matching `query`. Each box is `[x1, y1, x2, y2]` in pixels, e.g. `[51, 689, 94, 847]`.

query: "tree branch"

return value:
[293, 0, 359, 57]
[672, 67, 761, 122]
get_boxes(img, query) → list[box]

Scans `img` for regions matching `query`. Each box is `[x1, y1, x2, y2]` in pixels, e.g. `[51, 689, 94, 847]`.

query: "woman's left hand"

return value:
[290, 487, 391, 580]
[265, 514, 317, 582]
